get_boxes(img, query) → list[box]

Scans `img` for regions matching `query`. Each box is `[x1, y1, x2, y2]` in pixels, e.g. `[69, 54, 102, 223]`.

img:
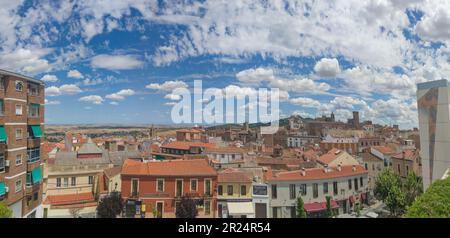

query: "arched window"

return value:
[15, 81, 23, 92]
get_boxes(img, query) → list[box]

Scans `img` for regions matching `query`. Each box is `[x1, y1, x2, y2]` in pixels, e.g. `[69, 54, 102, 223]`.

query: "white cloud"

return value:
[0, 48, 52, 74]
[416, 8, 450, 43]
[67, 70, 83, 79]
[110, 101, 119, 105]
[314, 58, 340, 78]
[236, 68, 275, 85]
[45, 84, 82, 96]
[164, 93, 182, 101]
[290, 97, 321, 108]
[45, 99, 61, 105]
[105, 89, 135, 101]
[146, 80, 188, 91]
[79, 95, 104, 105]
[91, 54, 143, 70]
[41, 74, 58, 82]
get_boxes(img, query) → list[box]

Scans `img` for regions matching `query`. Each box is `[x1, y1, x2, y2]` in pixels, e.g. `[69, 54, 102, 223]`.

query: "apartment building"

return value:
[319, 135, 359, 155]
[391, 149, 422, 179]
[0, 69, 45, 218]
[217, 169, 254, 218]
[151, 141, 214, 160]
[121, 159, 217, 218]
[266, 165, 368, 218]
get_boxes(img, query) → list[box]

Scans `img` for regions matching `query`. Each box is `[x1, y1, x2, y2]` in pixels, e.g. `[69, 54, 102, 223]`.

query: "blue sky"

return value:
[1, 0, 450, 128]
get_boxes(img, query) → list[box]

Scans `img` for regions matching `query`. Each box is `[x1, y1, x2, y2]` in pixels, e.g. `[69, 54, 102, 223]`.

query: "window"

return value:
[15, 104, 22, 115]
[323, 182, 329, 194]
[348, 179, 352, 190]
[157, 179, 164, 192]
[0, 154, 5, 173]
[176, 179, 183, 197]
[26, 172, 32, 187]
[15, 154, 22, 166]
[28, 83, 39, 96]
[240, 185, 247, 196]
[364, 163, 368, 170]
[204, 179, 211, 196]
[71, 177, 76, 186]
[313, 183, 318, 198]
[28, 104, 40, 118]
[253, 185, 267, 196]
[190, 179, 198, 191]
[360, 177, 363, 187]
[406, 165, 409, 175]
[56, 178, 61, 187]
[63, 177, 68, 187]
[0, 100, 4, 116]
[27, 147, 40, 163]
[272, 207, 278, 218]
[271, 184, 277, 199]
[33, 192, 38, 201]
[227, 185, 233, 195]
[88, 176, 94, 185]
[0, 76, 4, 90]
[218, 185, 223, 195]
[131, 179, 139, 197]
[372, 164, 375, 171]
[289, 184, 296, 199]
[15, 180, 22, 193]
[15, 81, 23, 91]
[397, 164, 401, 174]
[204, 200, 211, 215]
[333, 181, 338, 195]
[300, 184, 307, 196]
[354, 178, 359, 191]
[15, 128, 23, 140]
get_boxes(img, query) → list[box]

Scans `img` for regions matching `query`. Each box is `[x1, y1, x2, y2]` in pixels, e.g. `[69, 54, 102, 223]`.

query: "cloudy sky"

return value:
[1, 0, 449, 128]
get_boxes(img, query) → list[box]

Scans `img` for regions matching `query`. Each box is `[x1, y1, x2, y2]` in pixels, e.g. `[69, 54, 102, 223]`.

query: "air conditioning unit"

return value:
[5, 160, 10, 167]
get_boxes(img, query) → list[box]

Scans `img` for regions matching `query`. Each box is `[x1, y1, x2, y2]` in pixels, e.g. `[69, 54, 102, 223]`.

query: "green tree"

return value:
[96, 192, 124, 218]
[406, 177, 450, 218]
[0, 202, 12, 218]
[374, 168, 406, 217]
[175, 196, 198, 218]
[325, 196, 334, 218]
[296, 197, 307, 218]
[403, 172, 423, 208]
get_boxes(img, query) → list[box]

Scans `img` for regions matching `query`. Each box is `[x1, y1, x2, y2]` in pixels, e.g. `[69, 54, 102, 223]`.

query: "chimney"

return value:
[402, 151, 406, 158]
[352, 165, 356, 172]
[323, 164, 329, 173]
[337, 164, 342, 171]
[300, 167, 306, 176]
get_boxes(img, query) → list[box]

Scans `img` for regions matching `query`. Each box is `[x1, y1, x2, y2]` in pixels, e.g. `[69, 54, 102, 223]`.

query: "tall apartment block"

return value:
[0, 69, 45, 218]
[417, 79, 450, 189]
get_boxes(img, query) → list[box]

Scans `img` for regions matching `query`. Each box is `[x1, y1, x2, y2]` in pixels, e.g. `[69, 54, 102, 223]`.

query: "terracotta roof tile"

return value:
[122, 159, 217, 176]
[371, 146, 396, 155]
[218, 169, 252, 183]
[161, 141, 214, 150]
[316, 148, 343, 165]
[44, 192, 94, 205]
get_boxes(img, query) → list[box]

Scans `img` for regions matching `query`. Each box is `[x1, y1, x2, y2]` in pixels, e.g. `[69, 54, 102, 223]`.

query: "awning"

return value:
[32, 167, 42, 184]
[304, 200, 339, 213]
[0, 126, 6, 142]
[0, 182, 6, 196]
[349, 196, 355, 203]
[227, 202, 254, 215]
[31, 125, 43, 138]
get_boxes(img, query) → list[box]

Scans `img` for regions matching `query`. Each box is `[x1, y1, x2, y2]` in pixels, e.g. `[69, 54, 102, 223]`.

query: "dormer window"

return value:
[15, 81, 23, 92]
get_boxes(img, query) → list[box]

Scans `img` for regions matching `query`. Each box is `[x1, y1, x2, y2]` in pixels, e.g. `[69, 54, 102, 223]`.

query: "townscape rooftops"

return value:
[122, 159, 217, 176]
[361, 152, 383, 162]
[266, 164, 366, 182]
[371, 145, 396, 155]
[160, 141, 215, 150]
[77, 137, 103, 154]
[104, 166, 122, 179]
[392, 149, 418, 161]
[44, 192, 94, 206]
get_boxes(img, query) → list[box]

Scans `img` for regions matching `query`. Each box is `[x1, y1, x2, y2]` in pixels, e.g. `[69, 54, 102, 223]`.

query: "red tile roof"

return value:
[266, 165, 367, 182]
[122, 159, 217, 176]
[161, 141, 215, 150]
[218, 169, 252, 183]
[316, 148, 343, 165]
[371, 146, 396, 155]
[392, 149, 418, 161]
[44, 192, 95, 205]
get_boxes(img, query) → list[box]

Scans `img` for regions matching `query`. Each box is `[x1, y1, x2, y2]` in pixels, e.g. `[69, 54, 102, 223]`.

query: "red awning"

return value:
[304, 200, 339, 213]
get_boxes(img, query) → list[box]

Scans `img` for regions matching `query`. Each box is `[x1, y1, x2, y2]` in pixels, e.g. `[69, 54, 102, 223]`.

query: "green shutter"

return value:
[31, 125, 43, 138]
[32, 167, 42, 184]
[0, 126, 6, 142]
[0, 182, 5, 196]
